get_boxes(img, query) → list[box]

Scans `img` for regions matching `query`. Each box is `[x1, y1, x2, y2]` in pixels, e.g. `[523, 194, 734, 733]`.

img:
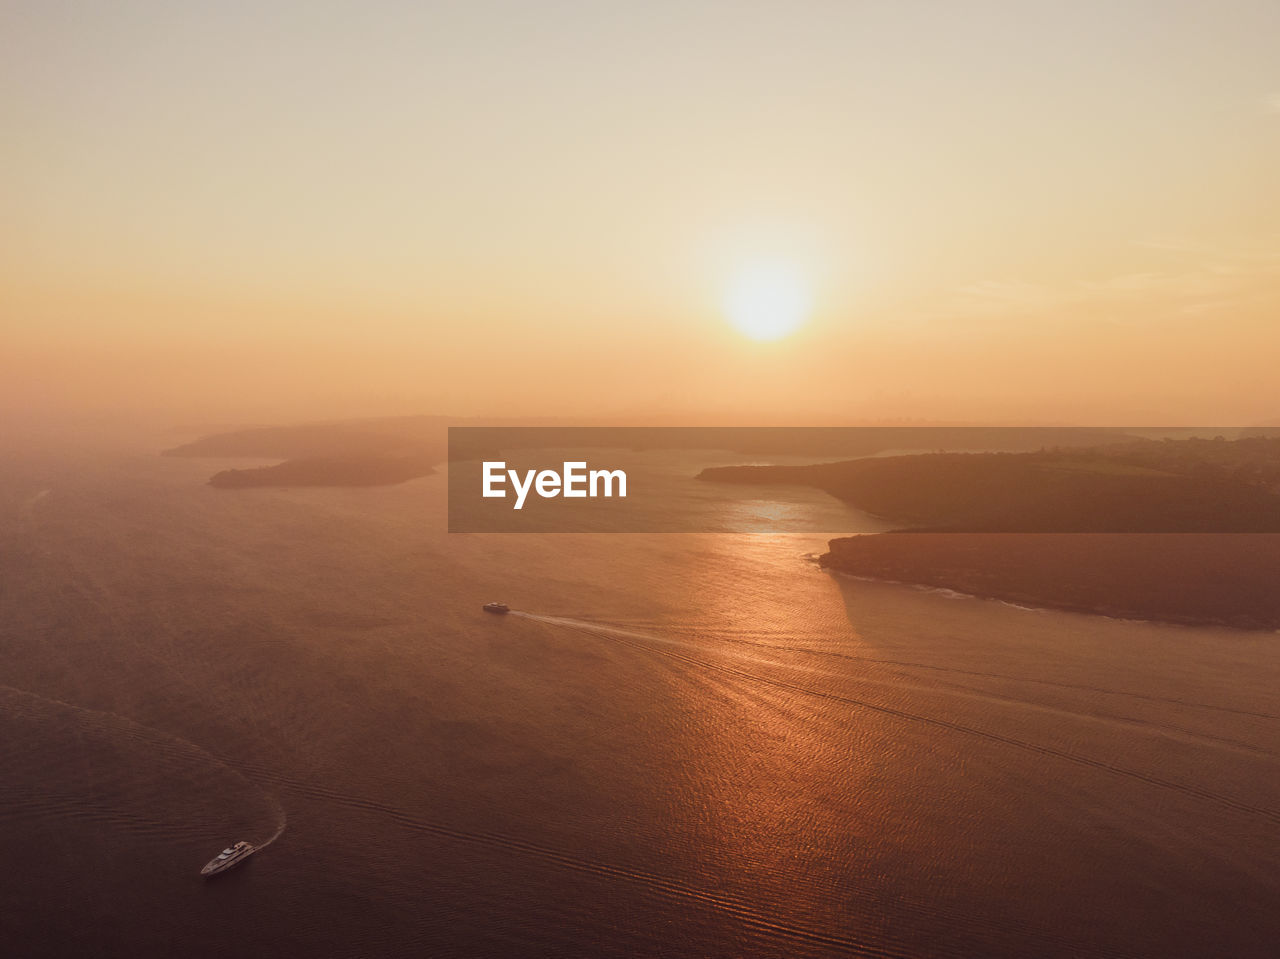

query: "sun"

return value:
[722, 261, 812, 341]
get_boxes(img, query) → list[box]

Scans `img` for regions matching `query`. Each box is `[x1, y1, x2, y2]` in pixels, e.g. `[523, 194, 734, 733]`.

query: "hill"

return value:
[699, 437, 1280, 533]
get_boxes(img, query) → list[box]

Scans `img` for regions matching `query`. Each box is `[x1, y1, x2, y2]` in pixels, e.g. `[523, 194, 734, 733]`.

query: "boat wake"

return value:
[24, 488, 51, 511]
[511, 613, 1280, 826]
[515, 610, 1280, 724]
[0, 684, 286, 853]
[258, 799, 288, 849]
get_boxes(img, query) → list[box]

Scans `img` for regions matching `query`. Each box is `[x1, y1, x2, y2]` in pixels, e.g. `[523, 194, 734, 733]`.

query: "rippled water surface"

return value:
[2, 447, 1278, 957]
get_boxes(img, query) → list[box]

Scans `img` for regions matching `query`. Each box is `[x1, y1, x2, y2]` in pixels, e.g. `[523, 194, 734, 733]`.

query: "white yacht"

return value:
[201, 841, 256, 877]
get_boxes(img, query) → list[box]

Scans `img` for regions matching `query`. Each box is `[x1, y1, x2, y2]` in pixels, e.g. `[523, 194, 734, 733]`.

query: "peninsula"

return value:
[698, 436, 1280, 533]
[162, 417, 450, 488]
[701, 436, 1280, 628]
[821, 532, 1280, 630]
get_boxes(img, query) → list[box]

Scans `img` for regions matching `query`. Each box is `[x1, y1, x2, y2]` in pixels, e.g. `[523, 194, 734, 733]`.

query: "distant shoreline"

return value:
[161, 419, 449, 488]
[205, 455, 436, 488]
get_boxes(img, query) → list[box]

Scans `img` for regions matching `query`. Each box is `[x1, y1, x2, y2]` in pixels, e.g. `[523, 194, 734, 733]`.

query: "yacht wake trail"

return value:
[0, 684, 286, 851]
[511, 613, 1280, 827]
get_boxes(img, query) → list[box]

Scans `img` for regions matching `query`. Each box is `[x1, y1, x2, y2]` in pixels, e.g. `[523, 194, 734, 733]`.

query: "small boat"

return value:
[482, 602, 510, 614]
[201, 841, 256, 877]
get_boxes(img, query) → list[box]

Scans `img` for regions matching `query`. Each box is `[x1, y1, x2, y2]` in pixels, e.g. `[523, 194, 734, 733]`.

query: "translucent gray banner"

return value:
[447, 426, 1280, 533]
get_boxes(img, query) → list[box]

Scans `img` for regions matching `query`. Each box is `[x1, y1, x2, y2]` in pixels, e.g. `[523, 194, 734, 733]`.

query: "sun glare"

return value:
[722, 262, 812, 341]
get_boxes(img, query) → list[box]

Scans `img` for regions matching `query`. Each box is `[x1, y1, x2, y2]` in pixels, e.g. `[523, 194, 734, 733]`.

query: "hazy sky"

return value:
[4, 1, 1279, 426]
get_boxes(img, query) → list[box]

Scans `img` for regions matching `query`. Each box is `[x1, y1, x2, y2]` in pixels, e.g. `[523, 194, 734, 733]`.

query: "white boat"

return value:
[201, 840, 256, 877]
[482, 602, 510, 614]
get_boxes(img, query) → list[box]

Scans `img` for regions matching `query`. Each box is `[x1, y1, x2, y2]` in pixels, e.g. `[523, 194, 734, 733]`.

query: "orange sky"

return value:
[4, 1, 1279, 427]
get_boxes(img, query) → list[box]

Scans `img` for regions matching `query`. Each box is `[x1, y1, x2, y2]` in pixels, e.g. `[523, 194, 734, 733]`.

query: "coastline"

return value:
[819, 532, 1280, 631]
[826, 568, 1193, 628]
[207, 454, 437, 488]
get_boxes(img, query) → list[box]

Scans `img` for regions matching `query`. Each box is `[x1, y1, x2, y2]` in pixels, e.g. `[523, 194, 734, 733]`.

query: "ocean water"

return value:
[1, 445, 1278, 958]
